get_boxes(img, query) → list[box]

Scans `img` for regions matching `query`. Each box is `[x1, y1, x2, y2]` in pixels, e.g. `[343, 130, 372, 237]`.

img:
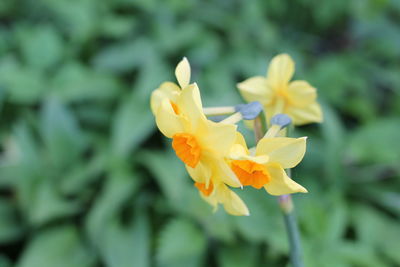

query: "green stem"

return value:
[280, 130, 304, 267]
[279, 194, 304, 267]
[254, 116, 304, 267]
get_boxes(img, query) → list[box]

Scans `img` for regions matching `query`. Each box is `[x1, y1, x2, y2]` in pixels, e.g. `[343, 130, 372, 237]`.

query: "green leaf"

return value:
[139, 150, 188, 204]
[234, 188, 287, 254]
[0, 199, 24, 243]
[100, 212, 151, 267]
[0, 56, 47, 103]
[40, 0, 98, 42]
[217, 244, 258, 267]
[111, 93, 154, 157]
[0, 255, 11, 267]
[16, 225, 95, 267]
[157, 218, 206, 267]
[298, 192, 348, 243]
[100, 15, 136, 38]
[16, 24, 63, 70]
[28, 179, 80, 226]
[60, 150, 107, 195]
[51, 62, 120, 102]
[85, 166, 139, 246]
[40, 98, 86, 166]
[352, 204, 400, 264]
[92, 39, 154, 73]
[347, 118, 400, 164]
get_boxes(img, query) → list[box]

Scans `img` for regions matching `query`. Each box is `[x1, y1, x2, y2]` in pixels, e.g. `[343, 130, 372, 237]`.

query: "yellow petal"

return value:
[285, 102, 323, 126]
[186, 161, 211, 184]
[177, 84, 206, 131]
[150, 82, 181, 114]
[155, 99, 184, 138]
[230, 144, 248, 159]
[287, 80, 317, 107]
[237, 76, 272, 105]
[216, 184, 249, 216]
[256, 137, 306, 168]
[235, 132, 248, 148]
[264, 163, 307, 195]
[216, 159, 242, 188]
[264, 98, 285, 123]
[175, 57, 191, 89]
[267, 54, 295, 89]
[205, 120, 237, 155]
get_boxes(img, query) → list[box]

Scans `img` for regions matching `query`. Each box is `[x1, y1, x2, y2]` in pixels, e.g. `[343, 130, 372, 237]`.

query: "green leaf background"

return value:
[1, 0, 400, 266]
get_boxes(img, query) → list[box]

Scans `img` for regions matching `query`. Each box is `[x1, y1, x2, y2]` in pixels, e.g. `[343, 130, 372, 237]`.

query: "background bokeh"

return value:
[1, 0, 400, 266]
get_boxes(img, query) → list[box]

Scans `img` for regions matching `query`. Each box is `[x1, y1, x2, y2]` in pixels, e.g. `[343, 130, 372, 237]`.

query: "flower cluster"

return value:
[151, 55, 321, 216]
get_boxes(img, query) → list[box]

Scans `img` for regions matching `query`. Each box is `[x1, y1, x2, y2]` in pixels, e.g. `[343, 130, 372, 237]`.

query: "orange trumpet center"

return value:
[231, 160, 270, 189]
[194, 181, 214, 196]
[172, 133, 201, 168]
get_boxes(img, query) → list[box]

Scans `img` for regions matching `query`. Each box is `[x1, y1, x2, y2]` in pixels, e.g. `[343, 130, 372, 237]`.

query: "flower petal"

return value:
[237, 76, 272, 105]
[230, 144, 248, 160]
[267, 54, 295, 89]
[264, 98, 285, 124]
[256, 137, 306, 168]
[235, 132, 248, 148]
[216, 159, 242, 188]
[150, 82, 181, 114]
[175, 57, 191, 89]
[186, 161, 211, 184]
[287, 80, 317, 107]
[155, 99, 184, 138]
[216, 184, 249, 216]
[285, 102, 323, 126]
[177, 84, 206, 132]
[205, 120, 237, 155]
[264, 163, 307, 195]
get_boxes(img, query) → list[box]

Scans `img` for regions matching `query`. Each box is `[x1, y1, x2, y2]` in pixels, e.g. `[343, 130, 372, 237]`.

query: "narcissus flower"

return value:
[155, 83, 242, 189]
[229, 133, 308, 195]
[188, 164, 249, 216]
[150, 57, 191, 115]
[237, 54, 323, 125]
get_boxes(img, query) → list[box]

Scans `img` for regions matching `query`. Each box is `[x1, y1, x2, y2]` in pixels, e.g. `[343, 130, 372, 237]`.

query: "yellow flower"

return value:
[150, 57, 191, 115]
[187, 164, 249, 216]
[237, 54, 323, 125]
[154, 83, 242, 188]
[229, 133, 308, 195]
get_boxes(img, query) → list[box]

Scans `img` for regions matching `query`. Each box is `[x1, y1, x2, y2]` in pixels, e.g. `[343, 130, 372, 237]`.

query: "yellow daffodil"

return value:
[229, 133, 308, 195]
[237, 54, 323, 125]
[187, 164, 249, 216]
[150, 57, 191, 115]
[154, 83, 242, 189]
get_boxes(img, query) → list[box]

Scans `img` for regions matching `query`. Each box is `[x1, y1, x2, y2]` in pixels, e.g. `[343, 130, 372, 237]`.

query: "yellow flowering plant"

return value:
[229, 132, 307, 195]
[237, 54, 323, 125]
[151, 55, 323, 267]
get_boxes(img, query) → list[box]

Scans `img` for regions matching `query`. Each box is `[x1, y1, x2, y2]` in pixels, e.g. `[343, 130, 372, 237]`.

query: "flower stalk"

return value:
[203, 106, 236, 116]
[220, 112, 243, 124]
[279, 193, 304, 267]
[254, 115, 304, 267]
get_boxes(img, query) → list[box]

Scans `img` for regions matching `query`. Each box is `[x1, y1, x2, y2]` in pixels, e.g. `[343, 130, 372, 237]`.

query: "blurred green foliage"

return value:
[1, 0, 400, 266]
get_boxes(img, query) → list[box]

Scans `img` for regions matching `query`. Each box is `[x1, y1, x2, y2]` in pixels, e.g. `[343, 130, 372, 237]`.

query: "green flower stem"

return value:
[254, 116, 304, 267]
[254, 116, 264, 141]
[279, 194, 304, 267]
